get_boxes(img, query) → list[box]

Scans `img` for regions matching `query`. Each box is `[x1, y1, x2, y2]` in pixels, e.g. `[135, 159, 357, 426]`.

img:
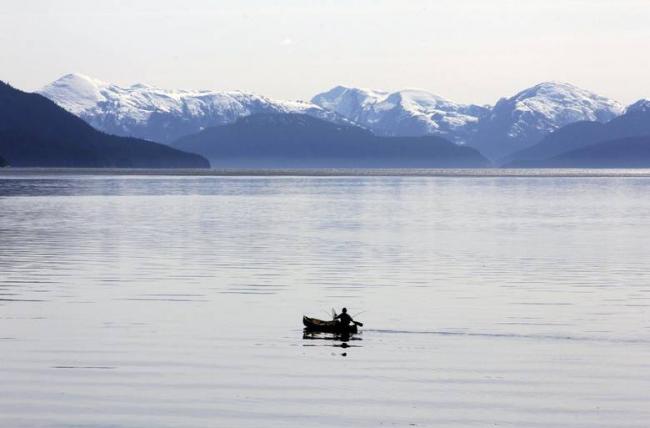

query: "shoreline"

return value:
[2, 167, 650, 178]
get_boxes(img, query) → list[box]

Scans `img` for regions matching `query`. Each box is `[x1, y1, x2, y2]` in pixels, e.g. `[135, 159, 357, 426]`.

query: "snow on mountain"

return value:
[472, 82, 625, 158]
[311, 86, 489, 143]
[312, 82, 624, 158]
[39, 73, 348, 144]
[626, 99, 650, 113]
[41, 74, 108, 116]
[40, 75, 626, 159]
[493, 82, 623, 138]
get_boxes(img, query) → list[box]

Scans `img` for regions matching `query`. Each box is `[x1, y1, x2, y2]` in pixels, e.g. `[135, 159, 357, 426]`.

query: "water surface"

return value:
[1, 170, 649, 427]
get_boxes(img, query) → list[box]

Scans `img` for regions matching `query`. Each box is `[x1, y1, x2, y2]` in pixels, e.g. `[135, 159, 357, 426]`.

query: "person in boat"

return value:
[334, 307, 355, 327]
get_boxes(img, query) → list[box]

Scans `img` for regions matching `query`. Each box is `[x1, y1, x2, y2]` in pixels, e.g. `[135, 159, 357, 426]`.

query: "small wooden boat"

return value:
[303, 315, 358, 334]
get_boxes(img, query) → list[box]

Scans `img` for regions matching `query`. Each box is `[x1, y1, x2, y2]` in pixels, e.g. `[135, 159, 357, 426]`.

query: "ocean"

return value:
[1, 169, 649, 427]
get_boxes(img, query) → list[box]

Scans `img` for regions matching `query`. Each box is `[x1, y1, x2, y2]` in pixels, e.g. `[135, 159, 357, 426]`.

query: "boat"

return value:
[302, 315, 358, 334]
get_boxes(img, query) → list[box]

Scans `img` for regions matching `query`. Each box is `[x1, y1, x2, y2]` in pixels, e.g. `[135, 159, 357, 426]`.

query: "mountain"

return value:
[626, 99, 650, 114]
[510, 136, 650, 168]
[311, 83, 624, 160]
[0, 81, 209, 168]
[40, 73, 348, 144]
[471, 82, 624, 159]
[40, 75, 627, 161]
[0, 154, 7, 167]
[506, 99, 650, 166]
[311, 86, 489, 143]
[173, 113, 489, 168]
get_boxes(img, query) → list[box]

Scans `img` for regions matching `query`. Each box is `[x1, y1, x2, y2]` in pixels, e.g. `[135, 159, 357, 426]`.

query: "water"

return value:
[1, 169, 649, 427]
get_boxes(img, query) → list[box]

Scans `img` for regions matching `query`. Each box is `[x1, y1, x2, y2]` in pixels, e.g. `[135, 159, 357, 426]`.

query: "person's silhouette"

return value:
[334, 307, 354, 326]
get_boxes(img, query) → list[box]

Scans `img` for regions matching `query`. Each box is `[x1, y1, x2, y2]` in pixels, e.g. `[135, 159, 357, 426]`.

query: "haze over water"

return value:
[1, 170, 649, 427]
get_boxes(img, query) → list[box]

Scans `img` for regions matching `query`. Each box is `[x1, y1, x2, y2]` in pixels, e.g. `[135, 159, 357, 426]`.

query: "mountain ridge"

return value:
[172, 113, 490, 168]
[467, 81, 624, 158]
[39, 73, 351, 144]
[0, 81, 210, 168]
[311, 85, 489, 143]
[508, 136, 650, 168]
[505, 102, 650, 165]
[39, 74, 628, 160]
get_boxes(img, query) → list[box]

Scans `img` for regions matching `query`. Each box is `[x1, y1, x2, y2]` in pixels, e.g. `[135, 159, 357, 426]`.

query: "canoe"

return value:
[302, 316, 358, 334]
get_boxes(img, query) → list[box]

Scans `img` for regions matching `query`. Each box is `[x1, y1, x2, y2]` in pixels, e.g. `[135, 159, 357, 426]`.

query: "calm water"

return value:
[1, 170, 650, 427]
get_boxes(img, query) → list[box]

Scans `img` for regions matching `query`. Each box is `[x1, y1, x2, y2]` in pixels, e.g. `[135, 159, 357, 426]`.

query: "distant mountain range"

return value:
[311, 82, 624, 159]
[506, 100, 650, 167]
[0, 81, 209, 168]
[469, 82, 624, 158]
[1, 73, 645, 169]
[311, 86, 489, 143]
[0, 153, 7, 167]
[509, 137, 650, 168]
[40, 74, 347, 145]
[173, 113, 489, 168]
[40, 74, 628, 159]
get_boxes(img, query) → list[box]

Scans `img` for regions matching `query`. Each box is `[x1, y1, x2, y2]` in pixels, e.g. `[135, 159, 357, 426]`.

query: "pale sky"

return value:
[1, 0, 649, 105]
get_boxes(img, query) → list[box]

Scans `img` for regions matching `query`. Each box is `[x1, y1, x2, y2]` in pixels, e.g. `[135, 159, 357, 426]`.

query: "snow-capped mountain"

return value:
[627, 99, 650, 113]
[312, 82, 624, 159]
[311, 86, 489, 143]
[40, 75, 626, 160]
[39, 74, 347, 144]
[472, 81, 624, 158]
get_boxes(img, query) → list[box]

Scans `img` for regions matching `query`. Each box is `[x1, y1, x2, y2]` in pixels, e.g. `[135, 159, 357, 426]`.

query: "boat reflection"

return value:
[302, 330, 363, 348]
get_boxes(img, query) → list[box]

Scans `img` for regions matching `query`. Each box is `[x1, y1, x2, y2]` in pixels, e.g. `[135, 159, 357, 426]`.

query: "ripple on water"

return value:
[1, 173, 650, 427]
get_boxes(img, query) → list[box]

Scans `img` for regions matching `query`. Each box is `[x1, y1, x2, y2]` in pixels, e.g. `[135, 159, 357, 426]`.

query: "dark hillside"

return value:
[0, 82, 209, 168]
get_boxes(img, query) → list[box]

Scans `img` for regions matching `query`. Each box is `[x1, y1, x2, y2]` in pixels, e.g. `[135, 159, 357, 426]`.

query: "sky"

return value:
[1, 0, 649, 105]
